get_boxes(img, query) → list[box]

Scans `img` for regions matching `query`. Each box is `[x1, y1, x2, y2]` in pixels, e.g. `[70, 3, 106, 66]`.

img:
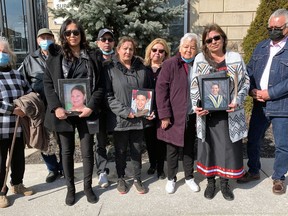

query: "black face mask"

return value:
[268, 29, 285, 41]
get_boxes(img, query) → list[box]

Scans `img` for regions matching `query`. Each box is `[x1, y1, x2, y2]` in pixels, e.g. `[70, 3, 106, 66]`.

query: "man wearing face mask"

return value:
[93, 28, 115, 188]
[237, 9, 288, 195]
[19, 28, 63, 183]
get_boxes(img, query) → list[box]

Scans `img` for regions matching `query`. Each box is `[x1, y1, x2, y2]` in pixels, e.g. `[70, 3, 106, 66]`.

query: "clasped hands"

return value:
[250, 89, 270, 102]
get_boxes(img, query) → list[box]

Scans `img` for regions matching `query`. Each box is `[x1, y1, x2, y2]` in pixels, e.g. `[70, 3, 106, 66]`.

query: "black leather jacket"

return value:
[19, 46, 61, 105]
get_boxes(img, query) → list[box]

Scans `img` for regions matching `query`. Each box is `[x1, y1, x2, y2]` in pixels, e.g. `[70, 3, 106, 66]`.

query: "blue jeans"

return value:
[271, 117, 288, 180]
[41, 153, 62, 173]
[246, 102, 270, 174]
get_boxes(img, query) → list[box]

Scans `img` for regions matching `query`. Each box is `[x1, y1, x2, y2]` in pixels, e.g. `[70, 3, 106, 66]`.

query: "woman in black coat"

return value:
[44, 18, 104, 206]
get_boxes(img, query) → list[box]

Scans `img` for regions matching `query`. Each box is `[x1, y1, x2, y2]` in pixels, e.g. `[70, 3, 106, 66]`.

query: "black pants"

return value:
[145, 124, 166, 173]
[166, 114, 196, 181]
[113, 130, 144, 180]
[0, 136, 25, 195]
[58, 116, 94, 189]
[95, 111, 108, 175]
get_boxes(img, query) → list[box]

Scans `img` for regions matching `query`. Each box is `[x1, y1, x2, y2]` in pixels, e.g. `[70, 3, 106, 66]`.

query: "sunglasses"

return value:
[267, 23, 287, 31]
[151, 48, 165, 54]
[99, 37, 114, 42]
[205, 35, 221, 44]
[64, 29, 80, 37]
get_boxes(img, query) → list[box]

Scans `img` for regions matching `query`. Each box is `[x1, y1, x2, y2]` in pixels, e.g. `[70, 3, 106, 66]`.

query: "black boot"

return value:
[65, 186, 75, 206]
[204, 177, 216, 199]
[220, 178, 234, 201]
[84, 187, 98, 204]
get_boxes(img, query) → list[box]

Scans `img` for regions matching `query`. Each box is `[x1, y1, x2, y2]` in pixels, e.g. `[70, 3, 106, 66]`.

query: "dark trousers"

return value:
[41, 152, 62, 173]
[95, 111, 108, 175]
[41, 132, 63, 173]
[0, 136, 25, 195]
[247, 102, 270, 174]
[113, 130, 144, 180]
[145, 124, 166, 173]
[166, 114, 196, 181]
[58, 117, 94, 189]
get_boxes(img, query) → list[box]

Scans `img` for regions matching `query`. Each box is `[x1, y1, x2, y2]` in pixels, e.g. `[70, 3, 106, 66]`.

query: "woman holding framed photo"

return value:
[105, 36, 153, 195]
[44, 18, 104, 206]
[190, 24, 250, 201]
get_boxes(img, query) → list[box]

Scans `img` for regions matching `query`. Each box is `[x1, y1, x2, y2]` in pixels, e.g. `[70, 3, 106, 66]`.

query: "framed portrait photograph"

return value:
[130, 88, 154, 117]
[58, 78, 91, 116]
[201, 77, 230, 111]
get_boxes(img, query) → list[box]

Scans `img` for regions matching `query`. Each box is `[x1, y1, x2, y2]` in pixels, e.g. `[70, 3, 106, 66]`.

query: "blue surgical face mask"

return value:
[181, 56, 194, 64]
[100, 48, 114, 56]
[39, 40, 53, 51]
[0, 52, 10, 67]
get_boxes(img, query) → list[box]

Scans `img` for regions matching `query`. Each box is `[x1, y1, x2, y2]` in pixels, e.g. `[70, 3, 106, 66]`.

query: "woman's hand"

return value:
[146, 111, 156, 121]
[13, 107, 26, 117]
[195, 107, 209, 116]
[79, 107, 93, 118]
[161, 117, 171, 129]
[227, 102, 237, 113]
[55, 107, 68, 120]
[127, 112, 135, 119]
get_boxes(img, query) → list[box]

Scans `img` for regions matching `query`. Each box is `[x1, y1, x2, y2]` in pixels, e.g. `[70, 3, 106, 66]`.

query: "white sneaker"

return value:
[165, 179, 176, 194]
[185, 178, 200, 192]
[98, 172, 109, 188]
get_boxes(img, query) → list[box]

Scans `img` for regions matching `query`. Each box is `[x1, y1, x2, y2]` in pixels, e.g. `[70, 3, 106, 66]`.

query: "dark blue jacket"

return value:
[247, 38, 288, 117]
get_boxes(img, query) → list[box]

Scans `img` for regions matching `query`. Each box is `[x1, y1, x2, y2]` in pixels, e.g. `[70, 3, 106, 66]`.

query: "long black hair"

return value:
[59, 18, 89, 61]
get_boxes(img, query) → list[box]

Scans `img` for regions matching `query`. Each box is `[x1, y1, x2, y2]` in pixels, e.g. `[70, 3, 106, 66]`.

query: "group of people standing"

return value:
[1, 7, 288, 208]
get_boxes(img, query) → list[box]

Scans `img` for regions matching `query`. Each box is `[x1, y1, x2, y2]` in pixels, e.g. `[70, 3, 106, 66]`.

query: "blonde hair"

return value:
[144, 38, 170, 66]
[0, 36, 16, 67]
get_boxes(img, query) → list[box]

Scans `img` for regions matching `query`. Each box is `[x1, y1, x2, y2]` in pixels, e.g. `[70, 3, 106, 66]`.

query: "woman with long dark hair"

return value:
[190, 24, 250, 200]
[44, 18, 104, 206]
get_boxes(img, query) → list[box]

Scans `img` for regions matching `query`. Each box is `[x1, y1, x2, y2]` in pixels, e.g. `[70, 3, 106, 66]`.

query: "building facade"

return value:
[1, 0, 261, 66]
[0, 0, 48, 67]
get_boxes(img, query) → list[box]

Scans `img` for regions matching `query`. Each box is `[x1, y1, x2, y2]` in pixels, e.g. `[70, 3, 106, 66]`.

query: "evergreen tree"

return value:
[242, 1, 288, 114]
[242, 0, 288, 63]
[50, 0, 183, 53]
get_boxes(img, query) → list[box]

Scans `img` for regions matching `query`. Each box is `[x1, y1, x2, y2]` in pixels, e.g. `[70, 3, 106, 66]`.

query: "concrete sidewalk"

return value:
[1, 149, 288, 216]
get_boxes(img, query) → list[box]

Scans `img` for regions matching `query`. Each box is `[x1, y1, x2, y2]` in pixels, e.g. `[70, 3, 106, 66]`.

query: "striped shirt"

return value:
[0, 69, 32, 139]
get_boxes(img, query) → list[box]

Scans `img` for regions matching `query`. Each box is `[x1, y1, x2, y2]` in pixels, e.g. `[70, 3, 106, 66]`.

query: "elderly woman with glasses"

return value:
[156, 33, 200, 194]
[143, 38, 170, 179]
[44, 18, 104, 206]
[190, 23, 250, 201]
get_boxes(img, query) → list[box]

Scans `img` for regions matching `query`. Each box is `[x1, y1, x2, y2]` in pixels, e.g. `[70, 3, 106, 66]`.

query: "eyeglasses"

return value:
[267, 23, 287, 31]
[64, 29, 80, 37]
[99, 37, 114, 42]
[205, 35, 221, 44]
[151, 48, 165, 54]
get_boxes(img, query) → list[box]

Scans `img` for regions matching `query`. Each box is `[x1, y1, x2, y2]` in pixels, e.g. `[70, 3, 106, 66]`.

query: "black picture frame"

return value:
[201, 77, 230, 111]
[131, 88, 154, 117]
[58, 78, 91, 116]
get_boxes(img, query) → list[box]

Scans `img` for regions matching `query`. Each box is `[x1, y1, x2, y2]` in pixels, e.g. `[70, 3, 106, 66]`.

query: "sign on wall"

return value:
[53, 0, 71, 25]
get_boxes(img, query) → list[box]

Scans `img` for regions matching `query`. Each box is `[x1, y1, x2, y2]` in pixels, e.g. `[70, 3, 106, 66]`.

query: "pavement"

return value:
[1, 148, 288, 216]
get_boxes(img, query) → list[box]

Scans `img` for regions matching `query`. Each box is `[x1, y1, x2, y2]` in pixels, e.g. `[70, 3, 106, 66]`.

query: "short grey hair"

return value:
[268, 9, 288, 26]
[179, 33, 200, 51]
